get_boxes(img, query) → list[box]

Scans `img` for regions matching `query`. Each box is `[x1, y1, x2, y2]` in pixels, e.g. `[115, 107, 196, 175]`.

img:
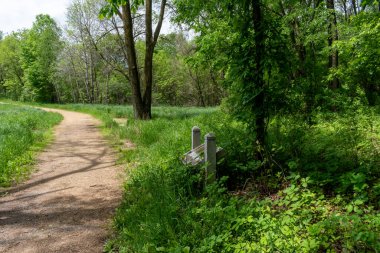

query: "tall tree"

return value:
[0, 32, 26, 100]
[154, 33, 225, 106]
[335, 10, 380, 105]
[21, 15, 62, 102]
[251, 0, 266, 150]
[175, 0, 290, 155]
[352, 0, 358, 15]
[327, 0, 340, 89]
[100, 0, 167, 119]
[66, 0, 105, 103]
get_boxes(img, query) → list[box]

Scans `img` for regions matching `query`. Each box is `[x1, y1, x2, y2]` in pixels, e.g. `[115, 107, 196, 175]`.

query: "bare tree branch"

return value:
[153, 0, 167, 45]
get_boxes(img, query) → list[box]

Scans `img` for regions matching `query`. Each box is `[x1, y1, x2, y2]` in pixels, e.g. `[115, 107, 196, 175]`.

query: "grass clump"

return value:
[0, 104, 62, 187]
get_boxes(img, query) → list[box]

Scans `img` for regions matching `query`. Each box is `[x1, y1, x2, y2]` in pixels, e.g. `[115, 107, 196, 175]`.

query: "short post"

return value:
[205, 133, 216, 184]
[192, 126, 201, 150]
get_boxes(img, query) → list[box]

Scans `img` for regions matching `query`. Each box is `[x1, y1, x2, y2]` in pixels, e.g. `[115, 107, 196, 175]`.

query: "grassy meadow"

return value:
[0, 104, 62, 187]
[37, 103, 380, 252]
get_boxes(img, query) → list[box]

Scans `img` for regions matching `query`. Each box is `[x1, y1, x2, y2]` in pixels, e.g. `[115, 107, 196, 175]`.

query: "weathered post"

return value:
[205, 133, 216, 184]
[192, 126, 201, 150]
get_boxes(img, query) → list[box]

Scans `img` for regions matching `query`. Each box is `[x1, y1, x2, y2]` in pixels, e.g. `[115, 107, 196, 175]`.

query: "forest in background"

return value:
[1, 0, 380, 252]
[0, 0, 224, 107]
[0, 0, 379, 138]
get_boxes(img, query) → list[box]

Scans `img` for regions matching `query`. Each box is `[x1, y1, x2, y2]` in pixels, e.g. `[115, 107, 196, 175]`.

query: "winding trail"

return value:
[0, 108, 124, 253]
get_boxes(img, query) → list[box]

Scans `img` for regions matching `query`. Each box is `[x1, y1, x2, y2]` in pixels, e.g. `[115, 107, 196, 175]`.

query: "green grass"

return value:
[0, 104, 62, 187]
[14, 102, 380, 252]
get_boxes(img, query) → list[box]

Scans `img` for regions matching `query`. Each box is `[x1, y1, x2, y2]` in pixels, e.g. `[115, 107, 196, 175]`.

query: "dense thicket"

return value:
[174, 0, 380, 150]
[0, 0, 224, 109]
[0, 15, 61, 102]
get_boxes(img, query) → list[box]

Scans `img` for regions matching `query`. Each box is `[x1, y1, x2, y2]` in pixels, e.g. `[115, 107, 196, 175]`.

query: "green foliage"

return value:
[200, 180, 380, 253]
[0, 32, 26, 100]
[0, 15, 62, 102]
[174, 0, 380, 148]
[0, 103, 62, 187]
[112, 106, 380, 252]
[99, 0, 145, 19]
[175, 0, 274, 138]
[335, 12, 380, 106]
[153, 33, 224, 106]
[268, 108, 380, 205]
[21, 14, 62, 102]
[173, 0, 332, 147]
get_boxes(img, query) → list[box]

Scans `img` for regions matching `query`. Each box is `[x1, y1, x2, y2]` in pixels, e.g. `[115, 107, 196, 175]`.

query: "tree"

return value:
[66, 0, 107, 103]
[275, 0, 335, 120]
[335, 11, 380, 105]
[61, 0, 221, 106]
[175, 0, 290, 156]
[0, 32, 26, 100]
[153, 33, 225, 106]
[327, 0, 340, 89]
[100, 0, 167, 119]
[251, 0, 266, 150]
[21, 15, 62, 102]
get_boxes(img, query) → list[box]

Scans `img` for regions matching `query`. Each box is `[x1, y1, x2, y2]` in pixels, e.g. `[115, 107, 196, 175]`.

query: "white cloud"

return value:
[0, 0, 72, 34]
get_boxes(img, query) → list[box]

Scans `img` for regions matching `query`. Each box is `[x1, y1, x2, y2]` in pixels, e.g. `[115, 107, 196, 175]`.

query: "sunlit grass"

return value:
[0, 104, 62, 187]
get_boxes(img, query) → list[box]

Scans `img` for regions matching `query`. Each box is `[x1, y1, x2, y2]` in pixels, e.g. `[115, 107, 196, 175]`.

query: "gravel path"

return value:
[0, 108, 124, 253]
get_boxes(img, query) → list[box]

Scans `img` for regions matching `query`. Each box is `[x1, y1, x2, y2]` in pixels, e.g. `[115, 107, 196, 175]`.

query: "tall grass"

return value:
[0, 104, 62, 187]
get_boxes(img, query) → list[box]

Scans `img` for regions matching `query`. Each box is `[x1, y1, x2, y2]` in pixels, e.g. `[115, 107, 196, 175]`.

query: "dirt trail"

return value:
[0, 108, 124, 253]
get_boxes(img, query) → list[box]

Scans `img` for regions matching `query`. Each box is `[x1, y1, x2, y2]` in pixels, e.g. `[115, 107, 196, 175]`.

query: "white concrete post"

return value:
[205, 133, 216, 184]
[192, 126, 201, 150]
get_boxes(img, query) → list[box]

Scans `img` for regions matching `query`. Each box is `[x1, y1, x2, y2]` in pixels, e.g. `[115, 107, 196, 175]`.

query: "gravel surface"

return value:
[0, 108, 124, 253]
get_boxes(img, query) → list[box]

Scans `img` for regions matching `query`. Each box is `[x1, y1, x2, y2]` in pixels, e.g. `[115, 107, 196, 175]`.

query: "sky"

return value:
[0, 0, 182, 37]
[0, 0, 72, 35]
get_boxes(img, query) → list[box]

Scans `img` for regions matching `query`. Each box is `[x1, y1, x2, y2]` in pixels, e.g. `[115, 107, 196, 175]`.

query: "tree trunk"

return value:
[68, 72, 77, 103]
[291, 20, 307, 78]
[327, 0, 339, 89]
[342, 0, 348, 20]
[209, 69, 222, 106]
[143, 0, 154, 119]
[68, 49, 83, 103]
[142, 44, 153, 119]
[89, 53, 95, 103]
[119, 0, 166, 119]
[189, 68, 206, 107]
[365, 82, 376, 106]
[252, 0, 266, 154]
[105, 71, 110, 104]
[121, 4, 145, 119]
[352, 0, 357, 15]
